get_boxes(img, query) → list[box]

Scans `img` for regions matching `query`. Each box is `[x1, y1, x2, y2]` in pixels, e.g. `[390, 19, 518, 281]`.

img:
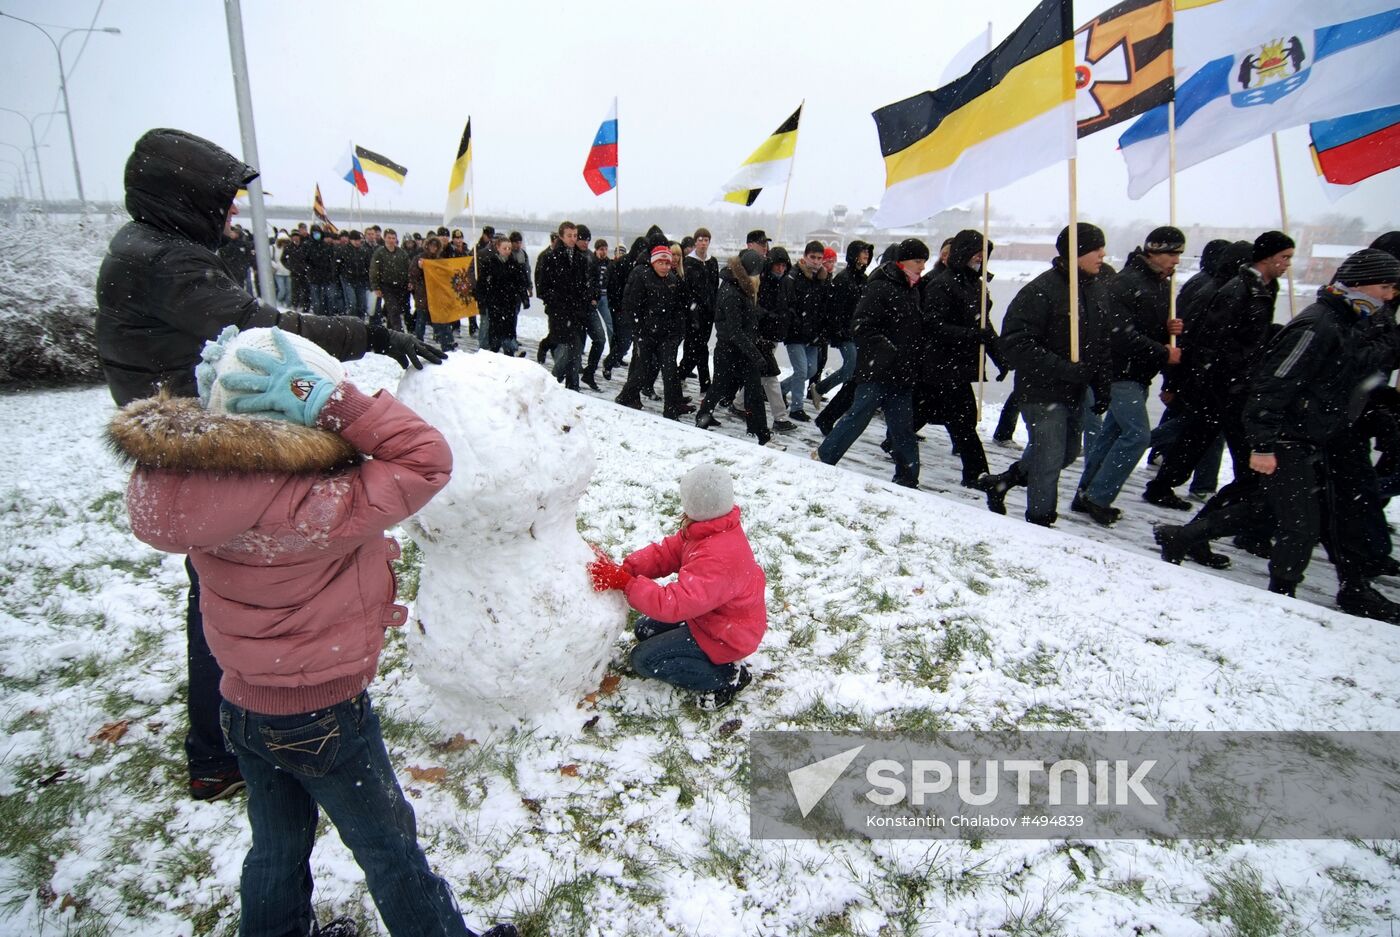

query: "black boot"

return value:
[1233, 534, 1273, 559]
[1154, 524, 1189, 564]
[582, 372, 600, 392]
[1337, 580, 1400, 624]
[1026, 513, 1057, 528]
[1267, 575, 1297, 598]
[696, 411, 717, 429]
[1143, 481, 1193, 511]
[975, 463, 1024, 516]
[1071, 492, 1119, 527]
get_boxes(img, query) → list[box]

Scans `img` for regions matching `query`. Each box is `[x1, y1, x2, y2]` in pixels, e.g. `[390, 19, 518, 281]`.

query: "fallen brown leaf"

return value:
[521, 797, 542, 813]
[89, 721, 129, 744]
[558, 764, 579, 777]
[406, 765, 447, 783]
[598, 673, 622, 696]
[717, 718, 743, 738]
[430, 733, 477, 753]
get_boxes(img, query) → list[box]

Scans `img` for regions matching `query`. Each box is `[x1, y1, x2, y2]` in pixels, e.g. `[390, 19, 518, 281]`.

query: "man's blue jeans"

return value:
[630, 617, 738, 692]
[220, 692, 469, 937]
[817, 381, 919, 485]
[310, 282, 338, 317]
[274, 274, 292, 307]
[1079, 380, 1151, 506]
[815, 342, 857, 395]
[781, 343, 821, 415]
[1021, 400, 1083, 521]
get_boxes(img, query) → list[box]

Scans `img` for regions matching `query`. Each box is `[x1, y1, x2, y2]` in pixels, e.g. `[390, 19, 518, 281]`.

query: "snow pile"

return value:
[0, 213, 119, 386]
[395, 352, 626, 735]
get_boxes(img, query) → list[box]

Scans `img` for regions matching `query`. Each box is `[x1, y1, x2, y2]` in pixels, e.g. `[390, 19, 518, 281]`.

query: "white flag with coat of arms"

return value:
[1118, 0, 1400, 198]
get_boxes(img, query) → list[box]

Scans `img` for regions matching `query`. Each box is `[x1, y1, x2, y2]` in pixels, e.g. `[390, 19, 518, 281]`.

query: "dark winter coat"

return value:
[282, 240, 309, 279]
[369, 245, 413, 293]
[536, 241, 593, 325]
[302, 234, 338, 284]
[1245, 286, 1400, 452]
[757, 247, 792, 344]
[216, 232, 255, 283]
[1179, 264, 1279, 411]
[713, 255, 764, 366]
[1177, 240, 1251, 329]
[784, 261, 830, 346]
[96, 128, 366, 407]
[1102, 250, 1173, 387]
[825, 241, 870, 346]
[622, 263, 687, 341]
[343, 242, 373, 287]
[850, 260, 927, 391]
[477, 251, 522, 312]
[999, 258, 1112, 406]
[920, 231, 1000, 385]
[683, 253, 720, 321]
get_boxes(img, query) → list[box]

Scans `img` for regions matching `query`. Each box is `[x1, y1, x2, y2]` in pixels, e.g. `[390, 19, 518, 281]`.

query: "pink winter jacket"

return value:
[116, 385, 451, 715]
[622, 506, 767, 664]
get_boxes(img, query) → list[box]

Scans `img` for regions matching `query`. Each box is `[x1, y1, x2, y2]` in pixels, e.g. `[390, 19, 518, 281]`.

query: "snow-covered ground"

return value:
[1, 330, 1398, 936]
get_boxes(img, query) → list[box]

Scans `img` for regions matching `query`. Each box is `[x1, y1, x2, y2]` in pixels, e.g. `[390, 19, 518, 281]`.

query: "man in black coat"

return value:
[302, 224, 340, 315]
[95, 128, 440, 801]
[1143, 231, 1295, 509]
[696, 250, 779, 446]
[919, 230, 1001, 487]
[217, 224, 256, 294]
[1156, 249, 1400, 621]
[815, 238, 930, 487]
[781, 241, 832, 422]
[282, 231, 310, 311]
[536, 221, 593, 391]
[616, 244, 692, 418]
[1073, 227, 1186, 525]
[679, 227, 720, 394]
[977, 223, 1113, 525]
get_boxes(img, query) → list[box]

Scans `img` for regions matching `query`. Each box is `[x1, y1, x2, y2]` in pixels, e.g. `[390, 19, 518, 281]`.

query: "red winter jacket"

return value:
[622, 506, 767, 664]
[115, 385, 451, 715]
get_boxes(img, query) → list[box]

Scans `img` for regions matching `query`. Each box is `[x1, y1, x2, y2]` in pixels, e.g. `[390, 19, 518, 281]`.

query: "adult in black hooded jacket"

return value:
[815, 240, 930, 487]
[95, 127, 439, 799]
[616, 248, 690, 418]
[918, 230, 1002, 486]
[696, 252, 775, 444]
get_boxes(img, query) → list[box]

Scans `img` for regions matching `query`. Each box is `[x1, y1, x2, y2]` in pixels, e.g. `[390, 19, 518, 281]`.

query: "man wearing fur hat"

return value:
[1073, 226, 1187, 527]
[96, 128, 442, 802]
[1156, 248, 1400, 621]
[977, 223, 1113, 525]
[1143, 231, 1295, 510]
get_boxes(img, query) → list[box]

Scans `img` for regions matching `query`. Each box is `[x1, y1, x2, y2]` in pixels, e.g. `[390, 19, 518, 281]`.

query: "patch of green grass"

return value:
[1014, 704, 1085, 728]
[806, 503, 828, 517]
[0, 764, 87, 915]
[1196, 865, 1282, 937]
[511, 869, 604, 937]
[828, 634, 866, 670]
[884, 706, 948, 735]
[784, 699, 867, 732]
[789, 621, 818, 648]
[655, 745, 701, 808]
[1005, 644, 1060, 687]
[394, 538, 423, 602]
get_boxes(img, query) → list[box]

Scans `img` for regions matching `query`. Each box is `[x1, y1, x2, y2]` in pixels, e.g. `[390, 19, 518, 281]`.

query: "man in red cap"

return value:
[615, 245, 692, 418]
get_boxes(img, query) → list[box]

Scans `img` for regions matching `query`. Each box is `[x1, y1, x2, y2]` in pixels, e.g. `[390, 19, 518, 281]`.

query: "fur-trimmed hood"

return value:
[107, 395, 359, 474]
[722, 254, 759, 299]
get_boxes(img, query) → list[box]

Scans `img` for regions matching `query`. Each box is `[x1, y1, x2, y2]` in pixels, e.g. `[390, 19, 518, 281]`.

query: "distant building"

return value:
[1304, 243, 1367, 284]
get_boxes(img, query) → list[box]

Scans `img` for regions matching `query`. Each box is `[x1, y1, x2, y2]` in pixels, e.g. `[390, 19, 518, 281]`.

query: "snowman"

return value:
[395, 352, 625, 735]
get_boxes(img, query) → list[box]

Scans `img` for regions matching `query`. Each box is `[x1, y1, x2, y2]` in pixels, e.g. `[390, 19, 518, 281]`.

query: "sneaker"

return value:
[1142, 485, 1193, 511]
[616, 398, 643, 411]
[1268, 576, 1298, 598]
[696, 412, 717, 430]
[975, 468, 1021, 516]
[727, 403, 751, 420]
[313, 919, 359, 937]
[189, 767, 246, 802]
[602, 367, 613, 381]
[1026, 513, 1057, 528]
[992, 438, 1023, 451]
[771, 419, 798, 434]
[695, 665, 752, 711]
[1336, 581, 1400, 624]
[788, 411, 811, 423]
[480, 926, 520, 937]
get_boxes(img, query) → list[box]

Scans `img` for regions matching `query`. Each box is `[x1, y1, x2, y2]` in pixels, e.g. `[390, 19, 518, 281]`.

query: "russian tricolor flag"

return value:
[336, 145, 369, 194]
[1310, 104, 1400, 188]
[583, 98, 618, 195]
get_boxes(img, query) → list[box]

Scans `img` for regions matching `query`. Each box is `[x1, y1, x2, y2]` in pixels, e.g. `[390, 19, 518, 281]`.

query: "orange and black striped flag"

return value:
[1074, 0, 1174, 138]
[312, 183, 338, 233]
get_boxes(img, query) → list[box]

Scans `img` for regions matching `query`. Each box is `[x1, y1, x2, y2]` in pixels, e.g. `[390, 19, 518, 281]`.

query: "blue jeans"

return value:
[476, 307, 490, 350]
[339, 278, 358, 318]
[781, 343, 821, 415]
[630, 617, 739, 692]
[1081, 387, 1103, 457]
[1079, 380, 1151, 506]
[220, 693, 469, 937]
[274, 274, 292, 307]
[310, 282, 338, 317]
[817, 381, 919, 485]
[815, 342, 856, 395]
[1021, 400, 1083, 521]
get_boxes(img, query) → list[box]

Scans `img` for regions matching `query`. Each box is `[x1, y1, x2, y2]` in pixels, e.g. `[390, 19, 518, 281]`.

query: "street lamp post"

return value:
[0, 160, 28, 200]
[0, 144, 34, 199]
[0, 13, 121, 204]
[0, 108, 58, 205]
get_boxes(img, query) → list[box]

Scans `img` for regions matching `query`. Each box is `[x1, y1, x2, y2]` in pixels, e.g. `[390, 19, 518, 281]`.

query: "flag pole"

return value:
[613, 96, 622, 253]
[976, 24, 994, 423]
[1068, 158, 1080, 363]
[469, 126, 479, 326]
[1271, 132, 1296, 318]
[1168, 99, 1178, 348]
[776, 99, 803, 246]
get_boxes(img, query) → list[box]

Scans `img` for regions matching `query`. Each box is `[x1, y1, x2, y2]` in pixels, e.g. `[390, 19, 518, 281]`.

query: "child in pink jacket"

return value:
[111, 327, 514, 937]
[588, 463, 767, 710]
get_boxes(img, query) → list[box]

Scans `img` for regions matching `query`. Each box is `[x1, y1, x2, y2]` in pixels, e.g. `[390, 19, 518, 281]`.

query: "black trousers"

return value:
[618, 333, 685, 417]
[912, 382, 988, 482]
[815, 379, 859, 435]
[1149, 397, 1251, 494]
[185, 558, 237, 778]
[993, 387, 1021, 442]
[679, 309, 714, 391]
[1320, 430, 1392, 581]
[378, 288, 409, 332]
[702, 342, 769, 439]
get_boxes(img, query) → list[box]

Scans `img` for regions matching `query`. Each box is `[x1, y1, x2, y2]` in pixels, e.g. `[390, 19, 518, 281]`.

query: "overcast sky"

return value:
[1, 0, 1396, 231]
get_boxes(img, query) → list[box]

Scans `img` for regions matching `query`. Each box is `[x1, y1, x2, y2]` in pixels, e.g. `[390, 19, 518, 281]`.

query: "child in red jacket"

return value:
[589, 463, 767, 710]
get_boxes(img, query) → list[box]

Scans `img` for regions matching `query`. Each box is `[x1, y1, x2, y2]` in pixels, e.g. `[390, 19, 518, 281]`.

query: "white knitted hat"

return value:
[197, 326, 344, 417]
[679, 463, 734, 522]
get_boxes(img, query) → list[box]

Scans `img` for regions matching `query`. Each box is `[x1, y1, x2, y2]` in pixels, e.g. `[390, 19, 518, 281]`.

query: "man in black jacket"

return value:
[696, 250, 780, 446]
[679, 227, 720, 394]
[1156, 249, 1400, 620]
[616, 244, 691, 418]
[977, 223, 1113, 525]
[815, 238, 929, 487]
[1144, 231, 1294, 509]
[781, 241, 832, 422]
[536, 221, 593, 391]
[95, 128, 440, 801]
[1074, 226, 1186, 525]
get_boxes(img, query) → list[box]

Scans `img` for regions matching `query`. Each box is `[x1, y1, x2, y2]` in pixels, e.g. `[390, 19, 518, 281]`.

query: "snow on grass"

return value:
[1, 354, 1398, 936]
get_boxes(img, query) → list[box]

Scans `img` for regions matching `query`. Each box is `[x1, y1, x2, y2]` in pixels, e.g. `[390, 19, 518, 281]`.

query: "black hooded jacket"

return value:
[850, 261, 926, 390]
[785, 258, 830, 345]
[622, 262, 687, 341]
[1178, 263, 1279, 410]
[1102, 250, 1173, 387]
[96, 129, 367, 406]
[757, 247, 792, 343]
[825, 241, 870, 345]
[713, 255, 764, 366]
[999, 257, 1112, 406]
[921, 230, 1000, 385]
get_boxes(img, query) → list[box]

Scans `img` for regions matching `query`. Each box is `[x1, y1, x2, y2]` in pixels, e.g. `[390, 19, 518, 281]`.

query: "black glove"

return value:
[978, 326, 997, 345]
[996, 369, 1009, 382]
[366, 324, 445, 369]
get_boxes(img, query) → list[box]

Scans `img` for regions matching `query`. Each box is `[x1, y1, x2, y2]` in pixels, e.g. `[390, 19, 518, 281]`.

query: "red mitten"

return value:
[587, 556, 634, 592]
